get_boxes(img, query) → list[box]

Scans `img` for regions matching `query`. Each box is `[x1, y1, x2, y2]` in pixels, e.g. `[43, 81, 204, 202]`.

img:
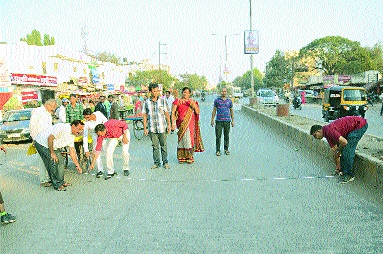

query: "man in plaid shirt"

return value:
[143, 83, 171, 169]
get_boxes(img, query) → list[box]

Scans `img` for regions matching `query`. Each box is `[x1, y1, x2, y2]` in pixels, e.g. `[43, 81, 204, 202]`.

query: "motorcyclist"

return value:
[201, 91, 206, 101]
[292, 94, 302, 109]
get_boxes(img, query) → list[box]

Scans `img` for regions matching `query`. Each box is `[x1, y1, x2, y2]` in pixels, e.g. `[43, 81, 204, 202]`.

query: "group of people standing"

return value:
[1, 85, 235, 226]
[142, 83, 234, 168]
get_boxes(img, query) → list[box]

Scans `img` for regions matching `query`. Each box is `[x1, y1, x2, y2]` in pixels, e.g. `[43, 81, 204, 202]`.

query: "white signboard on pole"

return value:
[244, 30, 259, 54]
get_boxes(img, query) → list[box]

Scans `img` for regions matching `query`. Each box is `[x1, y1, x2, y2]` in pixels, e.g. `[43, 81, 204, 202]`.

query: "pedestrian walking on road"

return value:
[171, 87, 204, 164]
[211, 87, 234, 156]
[143, 83, 171, 169]
[0, 145, 16, 225]
[310, 116, 368, 184]
[34, 121, 84, 191]
[89, 119, 130, 179]
[29, 98, 57, 187]
[82, 108, 108, 173]
[95, 95, 108, 118]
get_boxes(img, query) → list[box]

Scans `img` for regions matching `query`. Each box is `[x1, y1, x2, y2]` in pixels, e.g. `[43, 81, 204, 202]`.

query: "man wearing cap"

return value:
[310, 116, 368, 184]
[56, 98, 69, 123]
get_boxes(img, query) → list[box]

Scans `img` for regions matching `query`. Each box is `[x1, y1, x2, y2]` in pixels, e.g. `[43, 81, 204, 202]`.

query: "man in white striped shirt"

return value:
[143, 83, 171, 169]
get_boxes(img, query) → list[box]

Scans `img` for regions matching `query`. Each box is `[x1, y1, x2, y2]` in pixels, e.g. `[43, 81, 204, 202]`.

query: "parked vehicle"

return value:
[0, 108, 33, 143]
[322, 86, 368, 122]
[232, 87, 243, 98]
[257, 89, 279, 106]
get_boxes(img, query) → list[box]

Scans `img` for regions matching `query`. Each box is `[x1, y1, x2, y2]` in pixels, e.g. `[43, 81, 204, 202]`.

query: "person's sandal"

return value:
[224, 150, 230, 155]
[57, 185, 66, 191]
[216, 151, 221, 156]
[63, 182, 72, 187]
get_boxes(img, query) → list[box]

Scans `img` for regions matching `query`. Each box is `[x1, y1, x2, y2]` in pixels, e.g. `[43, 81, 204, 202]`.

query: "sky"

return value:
[1, 0, 383, 85]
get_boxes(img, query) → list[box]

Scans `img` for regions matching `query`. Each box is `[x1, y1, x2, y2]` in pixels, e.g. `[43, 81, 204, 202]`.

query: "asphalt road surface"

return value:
[1, 95, 383, 253]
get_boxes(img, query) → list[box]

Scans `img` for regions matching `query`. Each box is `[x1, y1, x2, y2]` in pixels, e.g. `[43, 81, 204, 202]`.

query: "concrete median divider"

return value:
[242, 105, 383, 192]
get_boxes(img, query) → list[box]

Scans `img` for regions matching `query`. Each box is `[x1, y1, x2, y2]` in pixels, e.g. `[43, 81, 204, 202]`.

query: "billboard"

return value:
[244, 30, 259, 54]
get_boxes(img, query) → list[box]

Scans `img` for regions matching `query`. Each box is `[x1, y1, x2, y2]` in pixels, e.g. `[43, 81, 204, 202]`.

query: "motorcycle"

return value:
[201, 93, 206, 102]
[292, 96, 302, 110]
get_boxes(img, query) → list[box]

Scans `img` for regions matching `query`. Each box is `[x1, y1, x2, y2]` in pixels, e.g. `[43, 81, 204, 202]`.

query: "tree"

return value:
[263, 50, 290, 88]
[299, 36, 372, 75]
[127, 69, 178, 91]
[95, 52, 121, 65]
[232, 68, 263, 91]
[20, 30, 55, 46]
[175, 73, 208, 92]
[368, 43, 383, 74]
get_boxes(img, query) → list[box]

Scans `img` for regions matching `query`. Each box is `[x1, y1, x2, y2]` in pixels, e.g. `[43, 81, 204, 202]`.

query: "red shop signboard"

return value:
[10, 73, 57, 86]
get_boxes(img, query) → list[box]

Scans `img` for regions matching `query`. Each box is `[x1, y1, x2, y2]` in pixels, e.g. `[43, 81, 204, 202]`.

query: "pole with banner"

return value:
[244, 29, 259, 103]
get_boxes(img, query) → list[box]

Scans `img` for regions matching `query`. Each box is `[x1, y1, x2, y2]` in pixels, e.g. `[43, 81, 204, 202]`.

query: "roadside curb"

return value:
[242, 105, 383, 190]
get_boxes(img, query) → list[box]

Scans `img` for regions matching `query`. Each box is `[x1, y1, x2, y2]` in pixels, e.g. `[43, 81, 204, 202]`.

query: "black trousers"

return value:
[215, 121, 231, 152]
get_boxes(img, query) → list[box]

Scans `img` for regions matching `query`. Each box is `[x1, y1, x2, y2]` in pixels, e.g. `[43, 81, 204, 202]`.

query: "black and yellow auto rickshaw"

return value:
[322, 86, 368, 122]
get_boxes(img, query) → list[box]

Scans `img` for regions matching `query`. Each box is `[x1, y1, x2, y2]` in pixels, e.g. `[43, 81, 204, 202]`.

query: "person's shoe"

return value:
[150, 164, 160, 169]
[123, 170, 130, 176]
[96, 171, 103, 178]
[1, 213, 16, 224]
[1, 213, 10, 224]
[340, 175, 355, 184]
[163, 163, 170, 169]
[216, 151, 221, 156]
[224, 150, 230, 155]
[40, 182, 52, 187]
[105, 172, 117, 180]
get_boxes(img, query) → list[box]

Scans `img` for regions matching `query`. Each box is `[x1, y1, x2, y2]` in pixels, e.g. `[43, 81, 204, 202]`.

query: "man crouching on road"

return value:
[89, 119, 130, 179]
[310, 116, 368, 184]
[34, 120, 85, 191]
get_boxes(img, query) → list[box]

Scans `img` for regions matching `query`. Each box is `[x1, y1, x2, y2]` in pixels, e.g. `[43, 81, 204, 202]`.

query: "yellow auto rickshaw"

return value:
[322, 86, 368, 122]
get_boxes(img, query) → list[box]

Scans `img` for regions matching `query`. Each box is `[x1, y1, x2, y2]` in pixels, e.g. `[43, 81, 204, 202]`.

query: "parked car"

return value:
[257, 89, 279, 106]
[0, 108, 33, 143]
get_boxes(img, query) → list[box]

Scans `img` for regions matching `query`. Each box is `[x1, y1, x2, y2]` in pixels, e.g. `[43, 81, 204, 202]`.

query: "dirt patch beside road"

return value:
[250, 104, 383, 162]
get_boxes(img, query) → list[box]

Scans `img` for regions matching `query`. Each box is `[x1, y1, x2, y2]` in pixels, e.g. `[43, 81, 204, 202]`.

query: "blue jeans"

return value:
[35, 142, 65, 189]
[149, 132, 168, 166]
[340, 123, 368, 177]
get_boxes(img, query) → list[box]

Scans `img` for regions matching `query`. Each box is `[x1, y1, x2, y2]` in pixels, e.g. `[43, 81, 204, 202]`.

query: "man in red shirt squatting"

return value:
[310, 116, 368, 184]
[89, 119, 130, 179]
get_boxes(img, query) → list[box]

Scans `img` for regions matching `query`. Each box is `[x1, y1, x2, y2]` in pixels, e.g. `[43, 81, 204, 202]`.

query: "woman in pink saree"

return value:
[171, 87, 204, 164]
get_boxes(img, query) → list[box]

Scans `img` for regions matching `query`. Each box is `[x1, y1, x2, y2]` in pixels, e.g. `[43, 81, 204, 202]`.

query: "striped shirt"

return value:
[142, 97, 169, 133]
[214, 97, 232, 122]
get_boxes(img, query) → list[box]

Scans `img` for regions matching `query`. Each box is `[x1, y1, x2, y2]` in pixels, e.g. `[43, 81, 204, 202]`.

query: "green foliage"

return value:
[299, 36, 372, 75]
[233, 69, 263, 90]
[263, 50, 290, 88]
[127, 69, 178, 91]
[20, 30, 55, 46]
[174, 73, 208, 92]
[96, 52, 121, 65]
[368, 43, 383, 74]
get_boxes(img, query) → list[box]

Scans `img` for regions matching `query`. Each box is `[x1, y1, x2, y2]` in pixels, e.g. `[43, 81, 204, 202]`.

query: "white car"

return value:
[257, 89, 279, 105]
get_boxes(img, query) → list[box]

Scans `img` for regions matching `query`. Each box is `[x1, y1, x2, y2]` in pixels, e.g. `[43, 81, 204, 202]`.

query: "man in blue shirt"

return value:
[211, 87, 234, 156]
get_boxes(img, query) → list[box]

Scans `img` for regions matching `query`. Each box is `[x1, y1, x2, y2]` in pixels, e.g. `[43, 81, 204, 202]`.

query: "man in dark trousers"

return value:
[95, 95, 108, 118]
[211, 87, 234, 156]
[310, 116, 368, 184]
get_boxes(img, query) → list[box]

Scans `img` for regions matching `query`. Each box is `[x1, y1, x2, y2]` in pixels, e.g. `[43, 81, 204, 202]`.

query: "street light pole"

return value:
[249, 0, 255, 98]
[212, 33, 239, 83]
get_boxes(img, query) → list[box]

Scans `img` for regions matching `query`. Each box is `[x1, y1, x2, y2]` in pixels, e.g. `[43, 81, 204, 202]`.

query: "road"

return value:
[1, 95, 383, 253]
